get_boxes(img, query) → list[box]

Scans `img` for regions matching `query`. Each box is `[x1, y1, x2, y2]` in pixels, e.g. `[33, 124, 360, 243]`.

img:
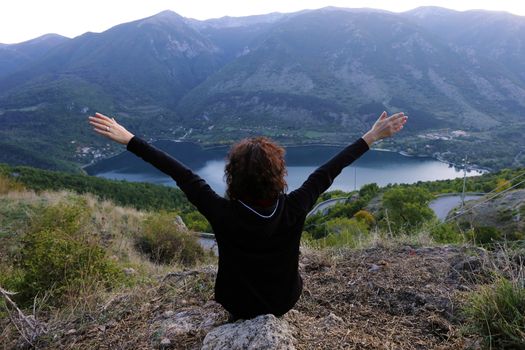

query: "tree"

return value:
[382, 187, 435, 233]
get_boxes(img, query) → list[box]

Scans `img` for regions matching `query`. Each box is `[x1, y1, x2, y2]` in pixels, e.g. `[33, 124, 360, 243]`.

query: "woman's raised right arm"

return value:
[88, 112, 224, 218]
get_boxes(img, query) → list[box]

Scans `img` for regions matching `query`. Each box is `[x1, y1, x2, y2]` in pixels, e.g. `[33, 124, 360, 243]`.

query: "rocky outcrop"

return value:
[151, 301, 296, 349]
[202, 314, 296, 350]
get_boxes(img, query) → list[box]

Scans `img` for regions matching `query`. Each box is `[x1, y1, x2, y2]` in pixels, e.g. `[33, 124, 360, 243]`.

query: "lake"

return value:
[85, 140, 484, 195]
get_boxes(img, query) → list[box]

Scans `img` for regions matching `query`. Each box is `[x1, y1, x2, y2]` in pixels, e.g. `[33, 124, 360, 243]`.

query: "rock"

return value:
[160, 337, 171, 347]
[150, 301, 228, 347]
[448, 255, 489, 283]
[123, 267, 136, 276]
[174, 216, 188, 231]
[163, 310, 174, 318]
[322, 312, 344, 327]
[368, 264, 381, 272]
[202, 314, 296, 350]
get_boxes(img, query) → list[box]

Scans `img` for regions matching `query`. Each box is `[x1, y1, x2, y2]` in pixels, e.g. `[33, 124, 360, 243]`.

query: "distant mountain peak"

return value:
[404, 6, 459, 18]
[146, 10, 184, 21]
[316, 6, 390, 14]
[4, 33, 70, 47]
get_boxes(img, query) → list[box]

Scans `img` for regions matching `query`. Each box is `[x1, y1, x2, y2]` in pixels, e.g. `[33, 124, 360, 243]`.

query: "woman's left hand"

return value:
[88, 112, 135, 145]
[362, 111, 408, 147]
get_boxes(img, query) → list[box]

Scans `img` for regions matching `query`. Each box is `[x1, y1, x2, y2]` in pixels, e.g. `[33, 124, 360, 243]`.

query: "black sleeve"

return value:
[126, 135, 225, 218]
[287, 137, 369, 215]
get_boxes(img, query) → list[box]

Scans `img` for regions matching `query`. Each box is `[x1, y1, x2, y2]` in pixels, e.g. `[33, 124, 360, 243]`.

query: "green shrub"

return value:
[382, 187, 435, 234]
[463, 278, 525, 349]
[7, 196, 122, 306]
[0, 174, 25, 194]
[319, 218, 369, 248]
[467, 226, 502, 246]
[430, 222, 464, 244]
[353, 210, 375, 227]
[359, 183, 379, 199]
[183, 211, 212, 232]
[29, 194, 91, 235]
[15, 228, 121, 305]
[136, 211, 205, 266]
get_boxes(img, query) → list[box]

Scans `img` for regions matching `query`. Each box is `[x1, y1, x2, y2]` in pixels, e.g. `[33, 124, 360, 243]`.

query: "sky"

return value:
[1, 0, 524, 44]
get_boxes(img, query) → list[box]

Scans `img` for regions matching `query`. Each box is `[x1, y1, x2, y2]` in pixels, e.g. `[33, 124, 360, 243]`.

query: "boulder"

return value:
[202, 314, 296, 350]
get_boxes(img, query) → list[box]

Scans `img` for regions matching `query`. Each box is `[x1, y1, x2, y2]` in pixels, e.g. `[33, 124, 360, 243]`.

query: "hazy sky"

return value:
[1, 0, 524, 44]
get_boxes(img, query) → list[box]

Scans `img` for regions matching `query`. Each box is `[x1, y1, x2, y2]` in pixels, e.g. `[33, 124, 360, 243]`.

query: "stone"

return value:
[174, 216, 188, 231]
[150, 301, 228, 347]
[322, 312, 344, 327]
[163, 310, 175, 318]
[160, 337, 171, 347]
[123, 267, 136, 276]
[202, 314, 296, 350]
[368, 263, 381, 272]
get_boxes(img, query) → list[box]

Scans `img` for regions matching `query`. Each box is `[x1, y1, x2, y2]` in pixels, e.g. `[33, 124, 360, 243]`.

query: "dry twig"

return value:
[0, 286, 47, 347]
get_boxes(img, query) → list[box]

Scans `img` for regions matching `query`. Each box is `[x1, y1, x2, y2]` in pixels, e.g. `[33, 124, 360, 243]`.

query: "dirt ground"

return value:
[2, 244, 487, 349]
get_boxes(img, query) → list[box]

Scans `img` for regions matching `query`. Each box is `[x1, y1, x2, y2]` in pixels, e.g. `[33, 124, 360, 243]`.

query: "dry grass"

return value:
[288, 244, 482, 349]
[1, 187, 496, 349]
[1, 243, 491, 350]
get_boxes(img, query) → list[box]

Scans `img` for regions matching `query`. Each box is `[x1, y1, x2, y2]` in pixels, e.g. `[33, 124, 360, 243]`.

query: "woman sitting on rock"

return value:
[88, 111, 407, 320]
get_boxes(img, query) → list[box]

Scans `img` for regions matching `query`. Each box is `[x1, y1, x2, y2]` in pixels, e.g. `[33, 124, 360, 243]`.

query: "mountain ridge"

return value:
[0, 6, 523, 172]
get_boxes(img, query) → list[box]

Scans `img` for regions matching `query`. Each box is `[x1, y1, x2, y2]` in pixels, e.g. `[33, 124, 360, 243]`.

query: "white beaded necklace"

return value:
[237, 198, 280, 219]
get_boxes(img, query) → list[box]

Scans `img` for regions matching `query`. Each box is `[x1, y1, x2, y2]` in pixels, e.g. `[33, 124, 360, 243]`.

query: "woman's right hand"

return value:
[88, 112, 135, 145]
[362, 111, 408, 147]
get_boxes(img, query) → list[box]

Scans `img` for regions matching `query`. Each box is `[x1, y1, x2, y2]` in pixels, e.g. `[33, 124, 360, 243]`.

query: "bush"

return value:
[183, 211, 212, 232]
[0, 173, 25, 194]
[15, 228, 121, 305]
[382, 187, 435, 234]
[29, 194, 91, 235]
[10, 197, 121, 305]
[318, 218, 369, 248]
[430, 222, 464, 244]
[136, 211, 205, 266]
[359, 183, 379, 199]
[463, 278, 525, 349]
[353, 210, 375, 227]
[495, 178, 511, 193]
[467, 226, 502, 246]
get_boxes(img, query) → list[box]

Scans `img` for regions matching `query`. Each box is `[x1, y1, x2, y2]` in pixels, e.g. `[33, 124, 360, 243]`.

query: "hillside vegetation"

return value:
[1, 167, 524, 349]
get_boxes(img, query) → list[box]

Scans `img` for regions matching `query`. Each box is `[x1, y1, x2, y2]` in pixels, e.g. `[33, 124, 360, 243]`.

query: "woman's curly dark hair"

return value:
[225, 136, 288, 201]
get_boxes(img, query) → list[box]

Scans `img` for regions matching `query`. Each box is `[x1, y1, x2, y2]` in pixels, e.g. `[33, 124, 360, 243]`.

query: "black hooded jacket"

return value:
[126, 135, 369, 319]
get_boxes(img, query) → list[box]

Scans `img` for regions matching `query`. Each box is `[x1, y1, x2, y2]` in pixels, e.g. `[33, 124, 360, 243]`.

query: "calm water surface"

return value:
[85, 140, 484, 195]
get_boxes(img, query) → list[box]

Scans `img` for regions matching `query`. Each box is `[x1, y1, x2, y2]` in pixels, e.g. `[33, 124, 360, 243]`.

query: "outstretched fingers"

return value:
[389, 112, 405, 120]
[95, 112, 113, 122]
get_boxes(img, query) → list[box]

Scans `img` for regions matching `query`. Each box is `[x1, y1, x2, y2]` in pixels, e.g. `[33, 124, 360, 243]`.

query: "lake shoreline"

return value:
[81, 137, 489, 176]
[84, 138, 486, 194]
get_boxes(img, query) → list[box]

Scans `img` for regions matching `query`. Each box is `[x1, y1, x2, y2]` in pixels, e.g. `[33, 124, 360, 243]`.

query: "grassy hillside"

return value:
[1, 173, 524, 349]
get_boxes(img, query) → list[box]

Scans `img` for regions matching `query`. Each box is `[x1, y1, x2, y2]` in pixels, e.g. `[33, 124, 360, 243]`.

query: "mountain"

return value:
[0, 11, 226, 172]
[0, 34, 69, 78]
[177, 7, 523, 134]
[185, 12, 292, 62]
[1, 11, 224, 107]
[403, 7, 525, 103]
[0, 7, 524, 172]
